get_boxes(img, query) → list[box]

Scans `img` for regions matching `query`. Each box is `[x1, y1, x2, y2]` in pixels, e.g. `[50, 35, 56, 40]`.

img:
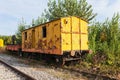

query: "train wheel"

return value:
[56, 56, 65, 67]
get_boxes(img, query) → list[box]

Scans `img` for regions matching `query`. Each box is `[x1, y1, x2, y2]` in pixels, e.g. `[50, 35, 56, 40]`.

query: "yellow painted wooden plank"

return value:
[61, 34, 71, 51]
[71, 17, 80, 50]
[81, 35, 88, 50]
[80, 19, 88, 50]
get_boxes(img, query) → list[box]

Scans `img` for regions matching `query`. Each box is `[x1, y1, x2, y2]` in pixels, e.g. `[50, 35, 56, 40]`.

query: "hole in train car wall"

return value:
[42, 26, 47, 38]
[24, 32, 27, 40]
[64, 19, 68, 24]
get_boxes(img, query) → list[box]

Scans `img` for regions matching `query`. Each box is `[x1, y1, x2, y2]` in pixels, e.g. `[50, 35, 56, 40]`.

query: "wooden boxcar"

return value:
[22, 16, 89, 63]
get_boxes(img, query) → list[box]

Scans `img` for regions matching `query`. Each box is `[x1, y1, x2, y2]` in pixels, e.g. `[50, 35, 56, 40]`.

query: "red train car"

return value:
[6, 45, 21, 51]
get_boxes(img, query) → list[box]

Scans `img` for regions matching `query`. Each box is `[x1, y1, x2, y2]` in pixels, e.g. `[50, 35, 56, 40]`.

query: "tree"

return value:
[32, 19, 35, 26]
[16, 18, 26, 44]
[44, 0, 97, 22]
[30, 14, 47, 27]
[89, 13, 120, 65]
[34, 14, 47, 26]
[0, 35, 12, 45]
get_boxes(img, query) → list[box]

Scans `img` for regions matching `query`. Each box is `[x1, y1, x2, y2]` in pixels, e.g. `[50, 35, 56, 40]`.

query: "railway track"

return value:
[2, 52, 118, 80]
[0, 59, 36, 80]
[62, 67, 117, 80]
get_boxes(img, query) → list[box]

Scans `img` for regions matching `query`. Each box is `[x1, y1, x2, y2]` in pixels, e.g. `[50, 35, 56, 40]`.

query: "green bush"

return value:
[88, 13, 120, 66]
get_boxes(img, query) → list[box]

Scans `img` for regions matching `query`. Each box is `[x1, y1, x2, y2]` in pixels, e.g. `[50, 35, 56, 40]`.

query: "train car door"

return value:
[32, 29, 35, 48]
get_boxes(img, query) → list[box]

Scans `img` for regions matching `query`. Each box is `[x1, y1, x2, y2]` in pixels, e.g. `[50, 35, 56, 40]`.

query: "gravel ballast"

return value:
[0, 53, 87, 80]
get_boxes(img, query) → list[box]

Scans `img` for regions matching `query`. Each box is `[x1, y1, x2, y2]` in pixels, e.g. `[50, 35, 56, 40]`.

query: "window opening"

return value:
[42, 26, 46, 38]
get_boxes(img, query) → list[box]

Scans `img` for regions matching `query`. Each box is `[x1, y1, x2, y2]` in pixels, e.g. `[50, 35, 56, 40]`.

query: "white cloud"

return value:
[87, 0, 120, 21]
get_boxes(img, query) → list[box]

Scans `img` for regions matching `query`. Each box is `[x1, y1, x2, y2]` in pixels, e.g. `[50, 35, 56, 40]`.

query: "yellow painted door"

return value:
[53, 22, 61, 49]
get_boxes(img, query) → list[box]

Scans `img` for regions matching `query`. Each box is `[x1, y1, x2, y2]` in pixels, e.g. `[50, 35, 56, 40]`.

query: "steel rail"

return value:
[62, 67, 117, 80]
[0, 59, 36, 80]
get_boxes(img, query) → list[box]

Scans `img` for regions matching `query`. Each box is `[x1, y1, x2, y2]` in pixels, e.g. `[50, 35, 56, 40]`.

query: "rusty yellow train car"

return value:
[22, 16, 89, 63]
[0, 39, 4, 47]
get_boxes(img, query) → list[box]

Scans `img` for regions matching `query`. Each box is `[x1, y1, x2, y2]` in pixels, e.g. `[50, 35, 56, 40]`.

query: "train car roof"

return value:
[22, 16, 88, 32]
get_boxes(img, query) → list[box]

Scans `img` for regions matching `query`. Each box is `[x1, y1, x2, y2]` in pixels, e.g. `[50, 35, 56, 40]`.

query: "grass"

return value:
[73, 61, 120, 79]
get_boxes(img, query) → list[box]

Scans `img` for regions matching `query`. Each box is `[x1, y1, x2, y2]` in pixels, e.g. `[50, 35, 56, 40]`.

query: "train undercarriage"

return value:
[17, 50, 89, 66]
[6, 45, 89, 66]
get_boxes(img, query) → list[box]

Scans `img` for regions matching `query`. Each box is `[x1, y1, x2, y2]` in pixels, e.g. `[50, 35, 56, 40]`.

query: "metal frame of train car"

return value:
[6, 45, 21, 51]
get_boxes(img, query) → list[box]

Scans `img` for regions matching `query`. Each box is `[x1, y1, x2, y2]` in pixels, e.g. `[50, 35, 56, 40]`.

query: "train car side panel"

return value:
[52, 20, 61, 54]
[61, 17, 71, 51]
[47, 23, 54, 51]
[22, 20, 62, 55]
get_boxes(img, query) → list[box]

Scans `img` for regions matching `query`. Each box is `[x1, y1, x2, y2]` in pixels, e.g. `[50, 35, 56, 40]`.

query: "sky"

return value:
[0, 0, 120, 35]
